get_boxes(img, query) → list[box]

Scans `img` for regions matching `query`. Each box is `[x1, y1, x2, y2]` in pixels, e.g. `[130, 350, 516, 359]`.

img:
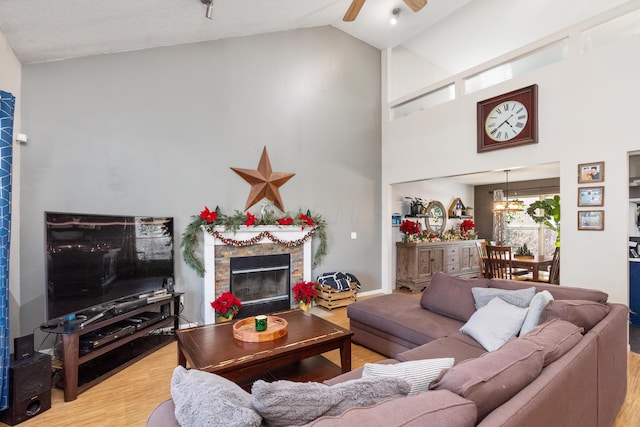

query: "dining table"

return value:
[483, 254, 554, 282]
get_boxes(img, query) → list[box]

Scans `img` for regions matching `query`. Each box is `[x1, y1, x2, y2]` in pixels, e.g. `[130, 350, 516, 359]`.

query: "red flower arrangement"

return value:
[292, 281, 317, 305]
[210, 292, 242, 318]
[299, 213, 314, 227]
[245, 212, 257, 226]
[399, 220, 420, 235]
[199, 206, 218, 223]
[277, 216, 293, 225]
[460, 219, 475, 233]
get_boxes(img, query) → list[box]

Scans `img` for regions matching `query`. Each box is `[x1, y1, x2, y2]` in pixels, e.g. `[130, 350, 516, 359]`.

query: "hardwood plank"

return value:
[6, 303, 638, 427]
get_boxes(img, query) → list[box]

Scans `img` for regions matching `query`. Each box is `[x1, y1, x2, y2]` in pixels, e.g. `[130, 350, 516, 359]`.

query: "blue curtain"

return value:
[0, 90, 14, 410]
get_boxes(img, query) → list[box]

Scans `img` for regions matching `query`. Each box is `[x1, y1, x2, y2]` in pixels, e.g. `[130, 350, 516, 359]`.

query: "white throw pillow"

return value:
[519, 290, 554, 336]
[362, 358, 454, 396]
[460, 297, 529, 351]
[471, 286, 536, 309]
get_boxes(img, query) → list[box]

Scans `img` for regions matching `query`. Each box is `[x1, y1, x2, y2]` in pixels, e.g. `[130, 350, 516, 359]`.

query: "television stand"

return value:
[50, 293, 181, 402]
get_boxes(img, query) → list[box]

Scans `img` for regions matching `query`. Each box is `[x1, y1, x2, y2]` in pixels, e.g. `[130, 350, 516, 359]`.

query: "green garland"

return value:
[181, 207, 327, 277]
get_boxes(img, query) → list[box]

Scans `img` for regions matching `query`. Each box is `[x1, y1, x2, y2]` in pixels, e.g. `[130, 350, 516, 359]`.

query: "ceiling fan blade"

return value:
[402, 0, 427, 12]
[343, 0, 366, 22]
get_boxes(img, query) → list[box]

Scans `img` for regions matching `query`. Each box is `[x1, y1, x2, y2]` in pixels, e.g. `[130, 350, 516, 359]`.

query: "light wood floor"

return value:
[6, 305, 639, 427]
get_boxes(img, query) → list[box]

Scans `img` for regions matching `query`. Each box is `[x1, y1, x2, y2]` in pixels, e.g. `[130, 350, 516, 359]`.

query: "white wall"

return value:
[0, 30, 22, 343]
[19, 26, 381, 336]
[382, 28, 640, 304]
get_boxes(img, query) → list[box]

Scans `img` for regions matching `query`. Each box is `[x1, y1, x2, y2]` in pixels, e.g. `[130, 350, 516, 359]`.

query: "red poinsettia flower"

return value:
[199, 206, 218, 223]
[399, 220, 420, 235]
[210, 291, 242, 317]
[292, 281, 317, 305]
[299, 214, 314, 226]
[277, 217, 293, 225]
[460, 219, 475, 233]
[245, 212, 257, 226]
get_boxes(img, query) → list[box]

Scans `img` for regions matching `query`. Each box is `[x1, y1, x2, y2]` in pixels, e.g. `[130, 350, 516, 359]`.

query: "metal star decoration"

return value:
[231, 146, 295, 212]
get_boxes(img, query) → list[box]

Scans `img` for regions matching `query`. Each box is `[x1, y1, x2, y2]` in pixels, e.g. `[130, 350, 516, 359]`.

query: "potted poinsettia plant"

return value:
[399, 219, 421, 243]
[210, 291, 242, 322]
[292, 281, 316, 311]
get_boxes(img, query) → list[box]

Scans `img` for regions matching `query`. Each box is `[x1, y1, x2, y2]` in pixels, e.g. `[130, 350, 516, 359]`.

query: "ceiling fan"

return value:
[343, 0, 427, 22]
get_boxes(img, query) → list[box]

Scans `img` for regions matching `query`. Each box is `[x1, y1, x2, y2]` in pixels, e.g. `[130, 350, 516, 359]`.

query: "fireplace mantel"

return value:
[201, 226, 313, 324]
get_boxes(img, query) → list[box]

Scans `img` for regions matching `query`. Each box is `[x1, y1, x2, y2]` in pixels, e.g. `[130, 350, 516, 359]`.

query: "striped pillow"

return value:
[362, 358, 454, 396]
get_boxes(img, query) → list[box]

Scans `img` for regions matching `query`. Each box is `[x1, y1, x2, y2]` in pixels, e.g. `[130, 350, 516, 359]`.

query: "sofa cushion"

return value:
[540, 299, 610, 332]
[420, 272, 490, 322]
[520, 318, 584, 366]
[397, 335, 486, 365]
[519, 290, 554, 335]
[304, 389, 477, 427]
[170, 366, 262, 427]
[471, 286, 536, 309]
[429, 339, 544, 421]
[489, 278, 608, 303]
[348, 293, 464, 346]
[362, 357, 454, 395]
[459, 297, 529, 351]
[251, 376, 411, 427]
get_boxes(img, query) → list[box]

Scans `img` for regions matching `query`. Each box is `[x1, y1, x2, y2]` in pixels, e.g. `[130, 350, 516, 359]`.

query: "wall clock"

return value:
[477, 84, 538, 153]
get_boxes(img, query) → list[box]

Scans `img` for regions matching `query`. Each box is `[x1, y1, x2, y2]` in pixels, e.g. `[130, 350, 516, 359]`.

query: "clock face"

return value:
[484, 101, 528, 142]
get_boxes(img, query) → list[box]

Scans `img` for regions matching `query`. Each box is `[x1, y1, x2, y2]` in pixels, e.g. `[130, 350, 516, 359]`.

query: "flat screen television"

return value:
[45, 211, 174, 322]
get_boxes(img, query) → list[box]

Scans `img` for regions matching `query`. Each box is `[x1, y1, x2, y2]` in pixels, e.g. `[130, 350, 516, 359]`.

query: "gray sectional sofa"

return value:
[337, 272, 628, 427]
[147, 272, 628, 427]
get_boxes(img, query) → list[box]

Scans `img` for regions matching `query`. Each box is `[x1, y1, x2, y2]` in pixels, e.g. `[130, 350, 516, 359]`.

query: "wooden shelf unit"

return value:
[56, 294, 180, 401]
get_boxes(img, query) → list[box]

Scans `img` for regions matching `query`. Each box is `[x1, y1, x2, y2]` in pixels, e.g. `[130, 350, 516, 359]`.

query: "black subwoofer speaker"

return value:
[0, 352, 52, 425]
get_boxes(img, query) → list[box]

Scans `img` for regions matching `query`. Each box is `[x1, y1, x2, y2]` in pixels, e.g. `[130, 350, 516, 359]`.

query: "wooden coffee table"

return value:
[176, 309, 353, 390]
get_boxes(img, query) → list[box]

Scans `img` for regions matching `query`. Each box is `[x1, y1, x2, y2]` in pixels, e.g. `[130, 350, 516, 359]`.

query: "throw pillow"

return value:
[459, 297, 529, 351]
[520, 318, 584, 366]
[251, 376, 410, 427]
[471, 286, 536, 309]
[171, 366, 262, 427]
[429, 339, 545, 421]
[540, 299, 611, 332]
[519, 290, 554, 335]
[420, 272, 490, 322]
[362, 357, 454, 395]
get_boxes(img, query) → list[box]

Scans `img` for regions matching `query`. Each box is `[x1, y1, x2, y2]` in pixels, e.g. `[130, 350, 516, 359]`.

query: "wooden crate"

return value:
[314, 282, 357, 310]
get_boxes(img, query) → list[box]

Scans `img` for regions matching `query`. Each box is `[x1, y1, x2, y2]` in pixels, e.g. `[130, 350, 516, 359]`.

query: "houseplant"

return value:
[526, 195, 560, 247]
[210, 291, 242, 322]
[399, 219, 421, 243]
[292, 281, 317, 311]
[405, 197, 427, 216]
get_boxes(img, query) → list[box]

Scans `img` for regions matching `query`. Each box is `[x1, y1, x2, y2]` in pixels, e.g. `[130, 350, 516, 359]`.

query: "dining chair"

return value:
[485, 245, 513, 280]
[539, 248, 560, 285]
[475, 241, 489, 278]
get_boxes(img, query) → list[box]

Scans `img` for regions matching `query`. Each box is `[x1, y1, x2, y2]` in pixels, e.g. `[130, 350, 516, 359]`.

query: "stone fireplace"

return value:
[201, 226, 312, 324]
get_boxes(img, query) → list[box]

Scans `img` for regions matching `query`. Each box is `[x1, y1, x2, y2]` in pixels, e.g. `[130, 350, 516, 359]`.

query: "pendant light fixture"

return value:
[492, 170, 524, 212]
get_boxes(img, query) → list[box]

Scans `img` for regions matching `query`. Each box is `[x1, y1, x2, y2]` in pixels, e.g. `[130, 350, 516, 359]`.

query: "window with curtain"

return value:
[504, 195, 559, 256]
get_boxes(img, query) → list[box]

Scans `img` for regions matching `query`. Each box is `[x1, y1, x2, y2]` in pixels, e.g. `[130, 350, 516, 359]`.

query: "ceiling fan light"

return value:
[391, 8, 401, 25]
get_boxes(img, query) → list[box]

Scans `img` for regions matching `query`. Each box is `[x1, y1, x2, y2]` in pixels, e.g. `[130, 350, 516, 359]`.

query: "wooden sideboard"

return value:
[396, 240, 482, 293]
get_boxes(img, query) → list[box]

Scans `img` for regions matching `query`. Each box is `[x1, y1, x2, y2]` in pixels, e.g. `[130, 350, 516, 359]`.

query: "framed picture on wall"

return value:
[578, 161, 604, 183]
[578, 210, 604, 231]
[578, 186, 604, 207]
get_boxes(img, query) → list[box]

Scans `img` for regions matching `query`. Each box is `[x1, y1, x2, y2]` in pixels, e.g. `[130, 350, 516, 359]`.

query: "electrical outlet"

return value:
[350, 232, 357, 240]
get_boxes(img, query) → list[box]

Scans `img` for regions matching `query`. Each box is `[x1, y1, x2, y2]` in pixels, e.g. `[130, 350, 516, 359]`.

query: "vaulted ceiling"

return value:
[0, 0, 628, 69]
